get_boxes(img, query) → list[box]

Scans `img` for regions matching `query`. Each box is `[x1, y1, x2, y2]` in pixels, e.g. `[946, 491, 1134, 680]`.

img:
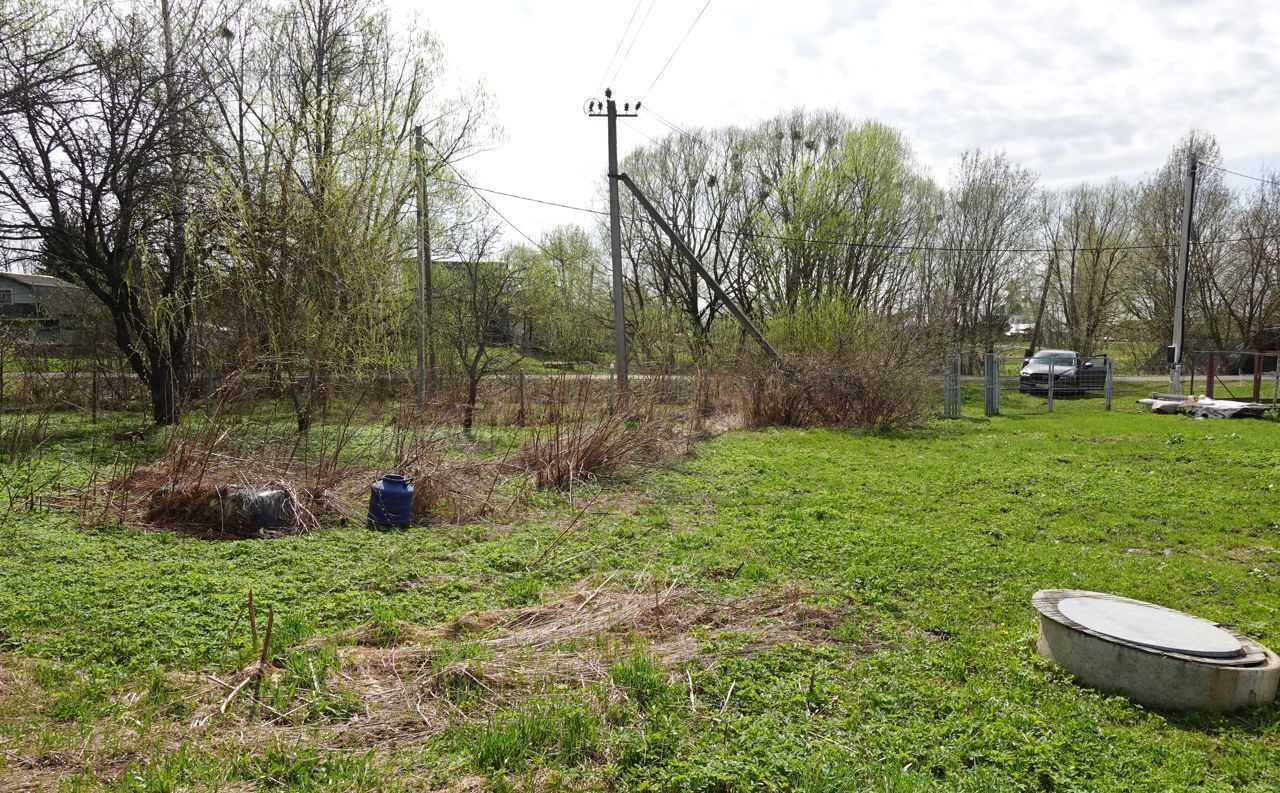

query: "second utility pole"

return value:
[1170, 158, 1197, 394]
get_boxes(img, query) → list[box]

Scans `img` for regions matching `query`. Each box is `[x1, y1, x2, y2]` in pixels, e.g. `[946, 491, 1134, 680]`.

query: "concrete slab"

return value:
[1057, 596, 1244, 658]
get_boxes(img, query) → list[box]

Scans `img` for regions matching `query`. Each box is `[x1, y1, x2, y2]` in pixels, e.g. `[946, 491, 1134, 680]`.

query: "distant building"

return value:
[0, 272, 86, 343]
[1006, 315, 1035, 339]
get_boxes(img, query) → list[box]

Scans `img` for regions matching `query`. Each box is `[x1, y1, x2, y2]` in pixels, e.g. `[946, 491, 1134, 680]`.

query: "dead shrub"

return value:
[733, 315, 936, 431]
[107, 444, 335, 536]
[399, 459, 502, 524]
[738, 363, 814, 428]
[510, 412, 671, 489]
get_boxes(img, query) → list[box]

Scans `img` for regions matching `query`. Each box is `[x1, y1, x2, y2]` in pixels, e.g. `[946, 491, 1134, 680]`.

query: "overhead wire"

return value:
[621, 118, 662, 147]
[1197, 160, 1280, 188]
[425, 143, 568, 264]
[440, 178, 1280, 255]
[596, 0, 644, 93]
[608, 0, 658, 89]
[643, 0, 712, 96]
[641, 102, 713, 153]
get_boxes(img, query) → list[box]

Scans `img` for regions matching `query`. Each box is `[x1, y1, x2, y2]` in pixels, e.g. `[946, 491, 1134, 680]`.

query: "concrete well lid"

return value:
[1057, 596, 1244, 658]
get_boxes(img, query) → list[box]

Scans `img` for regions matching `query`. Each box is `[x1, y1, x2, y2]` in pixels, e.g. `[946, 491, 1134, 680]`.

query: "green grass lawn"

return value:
[1, 403, 1278, 791]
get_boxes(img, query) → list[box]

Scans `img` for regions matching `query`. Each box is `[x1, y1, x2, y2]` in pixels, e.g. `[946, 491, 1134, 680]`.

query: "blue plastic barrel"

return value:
[368, 474, 414, 528]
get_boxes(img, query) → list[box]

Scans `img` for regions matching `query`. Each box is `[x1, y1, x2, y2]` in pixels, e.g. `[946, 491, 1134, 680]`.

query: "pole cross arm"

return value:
[615, 172, 778, 361]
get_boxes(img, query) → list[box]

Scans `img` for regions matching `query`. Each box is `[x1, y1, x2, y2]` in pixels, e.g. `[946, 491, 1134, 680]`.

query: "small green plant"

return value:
[504, 574, 542, 606]
[366, 603, 404, 646]
[470, 698, 597, 772]
[609, 645, 669, 710]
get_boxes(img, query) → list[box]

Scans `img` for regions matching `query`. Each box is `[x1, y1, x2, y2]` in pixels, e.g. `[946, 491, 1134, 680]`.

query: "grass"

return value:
[1, 398, 1279, 790]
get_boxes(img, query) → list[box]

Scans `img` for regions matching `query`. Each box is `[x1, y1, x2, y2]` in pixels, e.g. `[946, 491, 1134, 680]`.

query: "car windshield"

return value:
[1031, 352, 1075, 366]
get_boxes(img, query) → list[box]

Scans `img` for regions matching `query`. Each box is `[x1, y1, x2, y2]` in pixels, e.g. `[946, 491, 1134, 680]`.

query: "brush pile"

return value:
[109, 455, 331, 537]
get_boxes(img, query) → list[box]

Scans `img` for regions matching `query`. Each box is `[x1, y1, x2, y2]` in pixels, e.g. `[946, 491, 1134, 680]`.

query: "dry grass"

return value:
[510, 413, 675, 490]
[340, 581, 859, 702]
[0, 580, 859, 791]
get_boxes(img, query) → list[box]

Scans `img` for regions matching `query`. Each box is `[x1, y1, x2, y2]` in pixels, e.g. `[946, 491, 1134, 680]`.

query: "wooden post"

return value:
[91, 363, 100, 424]
[1205, 351, 1215, 399]
[516, 369, 526, 426]
[1253, 352, 1263, 402]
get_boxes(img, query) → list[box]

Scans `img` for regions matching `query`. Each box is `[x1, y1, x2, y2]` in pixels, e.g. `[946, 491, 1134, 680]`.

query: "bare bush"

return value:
[733, 316, 936, 431]
[511, 412, 672, 490]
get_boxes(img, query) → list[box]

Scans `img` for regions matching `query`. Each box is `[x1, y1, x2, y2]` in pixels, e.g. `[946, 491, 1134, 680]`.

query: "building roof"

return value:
[0, 272, 75, 288]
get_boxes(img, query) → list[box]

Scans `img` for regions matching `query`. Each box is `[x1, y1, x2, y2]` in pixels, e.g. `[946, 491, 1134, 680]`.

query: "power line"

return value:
[621, 118, 662, 147]
[642, 102, 712, 152]
[608, 0, 658, 89]
[644, 0, 712, 97]
[596, 0, 643, 93]
[427, 152, 567, 265]
[1198, 160, 1280, 188]
[443, 178, 1280, 255]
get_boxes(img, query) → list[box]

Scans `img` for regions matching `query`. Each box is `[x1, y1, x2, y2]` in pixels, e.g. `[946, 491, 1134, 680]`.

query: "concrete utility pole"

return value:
[1170, 158, 1197, 394]
[414, 125, 431, 407]
[589, 89, 638, 405]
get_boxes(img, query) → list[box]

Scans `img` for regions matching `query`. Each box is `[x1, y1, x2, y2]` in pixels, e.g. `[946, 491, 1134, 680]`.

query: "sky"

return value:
[392, 0, 1280, 245]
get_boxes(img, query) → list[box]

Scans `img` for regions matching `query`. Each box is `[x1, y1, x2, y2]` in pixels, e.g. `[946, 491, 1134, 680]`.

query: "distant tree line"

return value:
[611, 116, 1280, 368]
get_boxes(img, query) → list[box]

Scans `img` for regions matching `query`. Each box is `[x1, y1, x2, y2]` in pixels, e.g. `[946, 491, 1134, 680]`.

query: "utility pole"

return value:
[414, 125, 429, 408]
[1170, 158, 1197, 395]
[1026, 247, 1057, 361]
[589, 89, 638, 406]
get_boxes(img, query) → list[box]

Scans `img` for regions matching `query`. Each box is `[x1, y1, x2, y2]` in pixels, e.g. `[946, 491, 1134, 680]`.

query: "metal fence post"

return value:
[1047, 361, 1055, 413]
[942, 356, 951, 418]
[943, 354, 961, 419]
[984, 352, 998, 416]
[1272, 355, 1279, 410]
[516, 369, 526, 426]
[1104, 358, 1113, 411]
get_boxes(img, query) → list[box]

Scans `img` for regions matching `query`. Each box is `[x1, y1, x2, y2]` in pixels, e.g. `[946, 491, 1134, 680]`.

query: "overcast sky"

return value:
[397, 0, 1280, 244]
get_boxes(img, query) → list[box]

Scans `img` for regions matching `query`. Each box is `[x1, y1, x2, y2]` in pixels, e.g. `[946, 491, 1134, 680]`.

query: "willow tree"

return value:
[209, 0, 491, 431]
[745, 113, 933, 315]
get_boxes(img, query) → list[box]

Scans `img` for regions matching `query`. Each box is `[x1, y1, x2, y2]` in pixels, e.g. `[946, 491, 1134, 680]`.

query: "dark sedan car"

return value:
[1019, 349, 1110, 394]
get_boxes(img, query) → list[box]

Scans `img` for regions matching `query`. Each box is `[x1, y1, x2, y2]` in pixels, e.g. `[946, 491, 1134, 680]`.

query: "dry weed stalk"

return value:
[511, 411, 673, 490]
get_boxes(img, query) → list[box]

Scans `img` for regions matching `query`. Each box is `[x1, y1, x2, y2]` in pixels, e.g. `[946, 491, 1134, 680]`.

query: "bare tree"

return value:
[619, 127, 755, 360]
[0, 0, 225, 424]
[1123, 131, 1231, 362]
[1041, 181, 1134, 357]
[928, 150, 1039, 356]
[1202, 174, 1280, 350]
[436, 220, 520, 431]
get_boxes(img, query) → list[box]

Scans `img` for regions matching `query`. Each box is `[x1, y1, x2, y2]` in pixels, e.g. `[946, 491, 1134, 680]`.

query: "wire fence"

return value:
[941, 351, 1117, 418]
